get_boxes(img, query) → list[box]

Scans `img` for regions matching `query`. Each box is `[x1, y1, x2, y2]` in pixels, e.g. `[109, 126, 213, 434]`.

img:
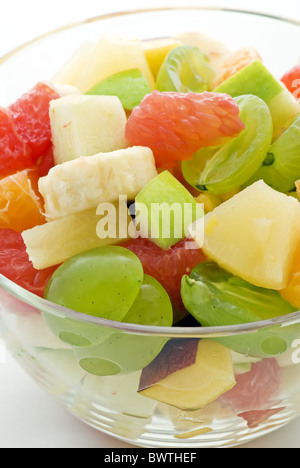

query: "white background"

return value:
[0, 0, 300, 449]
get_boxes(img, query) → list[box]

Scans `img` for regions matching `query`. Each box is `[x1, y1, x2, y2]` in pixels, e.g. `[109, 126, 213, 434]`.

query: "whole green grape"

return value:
[181, 261, 300, 358]
[156, 45, 215, 93]
[45, 246, 144, 321]
[73, 275, 173, 376]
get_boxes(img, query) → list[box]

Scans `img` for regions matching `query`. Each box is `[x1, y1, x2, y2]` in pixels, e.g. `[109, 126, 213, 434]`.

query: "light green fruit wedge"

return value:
[135, 170, 203, 249]
[86, 68, 151, 111]
[156, 45, 215, 93]
[246, 115, 300, 193]
[214, 60, 300, 139]
[185, 95, 273, 195]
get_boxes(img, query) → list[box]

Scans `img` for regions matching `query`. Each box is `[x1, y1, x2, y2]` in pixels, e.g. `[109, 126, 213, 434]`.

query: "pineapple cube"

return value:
[202, 180, 300, 290]
[52, 42, 96, 87]
[77, 34, 155, 93]
[22, 202, 131, 270]
[50, 95, 128, 165]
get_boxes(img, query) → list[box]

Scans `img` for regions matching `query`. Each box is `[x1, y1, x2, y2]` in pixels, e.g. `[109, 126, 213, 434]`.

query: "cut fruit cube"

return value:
[22, 202, 131, 269]
[77, 35, 155, 93]
[138, 339, 236, 410]
[142, 37, 182, 79]
[202, 180, 300, 290]
[38, 146, 158, 220]
[52, 42, 96, 87]
[135, 170, 203, 249]
[50, 95, 128, 165]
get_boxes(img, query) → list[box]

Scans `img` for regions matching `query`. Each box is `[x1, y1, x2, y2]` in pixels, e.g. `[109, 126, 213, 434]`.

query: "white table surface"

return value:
[0, 0, 300, 449]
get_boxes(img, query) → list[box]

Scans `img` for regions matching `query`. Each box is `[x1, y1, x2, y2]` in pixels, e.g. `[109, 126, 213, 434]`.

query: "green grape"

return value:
[185, 95, 273, 195]
[86, 69, 151, 111]
[181, 261, 300, 358]
[156, 45, 215, 93]
[73, 275, 172, 376]
[246, 115, 300, 193]
[182, 146, 221, 189]
[123, 275, 173, 327]
[45, 246, 144, 322]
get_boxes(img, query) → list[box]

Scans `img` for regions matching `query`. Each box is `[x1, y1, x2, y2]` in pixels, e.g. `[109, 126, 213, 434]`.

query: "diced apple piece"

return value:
[50, 95, 128, 165]
[202, 180, 300, 290]
[38, 146, 158, 220]
[142, 38, 182, 79]
[52, 42, 96, 87]
[135, 170, 203, 249]
[22, 202, 131, 269]
[77, 35, 155, 93]
[138, 339, 235, 410]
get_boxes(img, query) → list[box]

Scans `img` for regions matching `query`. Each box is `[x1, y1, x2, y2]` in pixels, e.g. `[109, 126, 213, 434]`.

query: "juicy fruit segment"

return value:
[281, 64, 300, 99]
[216, 47, 262, 86]
[247, 115, 300, 193]
[138, 339, 236, 410]
[0, 169, 45, 232]
[22, 201, 131, 269]
[50, 95, 128, 165]
[125, 91, 245, 168]
[156, 45, 215, 93]
[268, 88, 300, 139]
[45, 246, 144, 322]
[77, 35, 155, 93]
[86, 69, 151, 111]
[122, 237, 206, 314]
[0, 229, 58, 297]
[142, 38, 182, 79]
[123, 275, 173, 327]
[202, 181, 300, 290]
[191, 94, 273, 194]
[135, 170, 203, 249]
[0, 108, 32, 178]
[38, 146, 157, 220]
[219, 359, 282, 414]
[181, 262, 297, 357]
[0, 82, 60, 178]
[52, 42, 96, 87]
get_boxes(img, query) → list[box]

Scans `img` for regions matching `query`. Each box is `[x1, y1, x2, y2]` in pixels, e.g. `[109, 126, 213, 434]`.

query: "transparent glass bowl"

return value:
[1, 7, 300, 448]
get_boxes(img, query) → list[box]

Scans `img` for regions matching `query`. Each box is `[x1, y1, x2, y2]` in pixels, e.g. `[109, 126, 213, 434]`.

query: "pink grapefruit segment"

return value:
[125, 91, 245, 168]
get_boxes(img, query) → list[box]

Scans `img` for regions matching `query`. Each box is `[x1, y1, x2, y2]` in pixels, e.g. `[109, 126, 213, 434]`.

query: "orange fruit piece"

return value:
[0, 169, 45, 232]
[216, 47, 263, 86]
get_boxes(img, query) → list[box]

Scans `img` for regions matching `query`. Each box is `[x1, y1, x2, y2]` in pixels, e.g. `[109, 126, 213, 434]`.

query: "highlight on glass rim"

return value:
[1, 7, 300, 449]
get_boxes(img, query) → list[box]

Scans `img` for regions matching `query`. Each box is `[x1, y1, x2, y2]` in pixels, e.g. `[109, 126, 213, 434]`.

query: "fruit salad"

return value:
[1, 31, 300, 437]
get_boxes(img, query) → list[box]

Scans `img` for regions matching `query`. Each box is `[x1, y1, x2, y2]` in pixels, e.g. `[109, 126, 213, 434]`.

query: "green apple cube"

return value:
[214, 60, 283, 102]
[86, 68, 152, 111]
[214, 60, 300, 139]
[135, 170, 203, 249]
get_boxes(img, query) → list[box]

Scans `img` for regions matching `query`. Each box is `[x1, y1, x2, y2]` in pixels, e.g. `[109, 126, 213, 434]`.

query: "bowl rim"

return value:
[0, 5, 300, 338]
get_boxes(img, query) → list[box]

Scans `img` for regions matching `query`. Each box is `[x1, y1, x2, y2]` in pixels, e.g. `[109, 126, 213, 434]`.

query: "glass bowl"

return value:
[1, 6, 300, 449]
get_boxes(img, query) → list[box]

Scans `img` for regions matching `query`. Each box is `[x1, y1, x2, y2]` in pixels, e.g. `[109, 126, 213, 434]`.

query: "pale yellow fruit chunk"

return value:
[203, 180, 300, 290]
[38, 146, 157, 221]
[77, 34, 155, 93]
[22, 202, 131, 270]
[139, 340, 235, 411]
[52, 42, 95, 87]
[142, 37, 182, 79]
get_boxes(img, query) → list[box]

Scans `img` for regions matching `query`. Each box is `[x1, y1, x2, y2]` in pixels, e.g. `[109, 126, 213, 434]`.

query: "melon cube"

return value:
[202, 180, 300, 290]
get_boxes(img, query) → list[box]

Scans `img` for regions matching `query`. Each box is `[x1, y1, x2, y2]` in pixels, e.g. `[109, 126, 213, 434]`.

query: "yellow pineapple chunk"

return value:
[202, 180, 300, 290]
[22, 202, 131, 269]
[52, 42, 95, 87]
[77, 35, 155, 93]
[142, 38, 182, 79]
